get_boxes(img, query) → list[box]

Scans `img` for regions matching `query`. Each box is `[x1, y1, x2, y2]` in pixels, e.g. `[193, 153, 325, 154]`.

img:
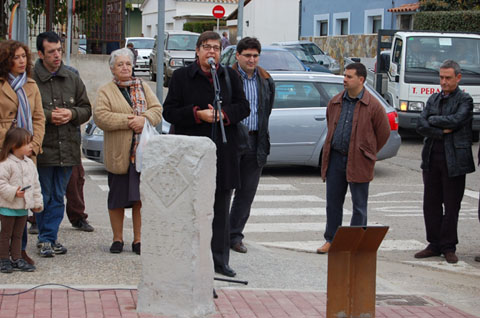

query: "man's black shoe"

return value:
[231, 242, 247, 253]
[475, 255, 480, 262]
[28, 223, 38, 235]
[72, 219, 94, 232]
[215, 265, 236, 277]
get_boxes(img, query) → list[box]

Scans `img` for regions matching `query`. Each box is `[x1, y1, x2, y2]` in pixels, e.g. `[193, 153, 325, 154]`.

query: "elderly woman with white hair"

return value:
[94, 48, 162, 255]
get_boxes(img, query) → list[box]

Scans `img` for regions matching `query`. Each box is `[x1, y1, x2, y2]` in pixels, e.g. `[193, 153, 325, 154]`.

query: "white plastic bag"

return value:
[136, 118, 160, 172]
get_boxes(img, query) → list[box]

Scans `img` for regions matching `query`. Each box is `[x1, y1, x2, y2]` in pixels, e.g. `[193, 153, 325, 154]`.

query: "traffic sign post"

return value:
[212, 5, 225, 32]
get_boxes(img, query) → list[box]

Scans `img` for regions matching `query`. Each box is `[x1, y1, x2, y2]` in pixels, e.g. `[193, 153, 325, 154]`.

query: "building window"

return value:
[372, 16, 381, 33]
[320, 22, 328, 36]
[399, 15, 413, 30]
[340, 19, 348, 35]
[314, 14, 329, 36]
[333, 12, 350, 35]
[364, 9, 384, 34]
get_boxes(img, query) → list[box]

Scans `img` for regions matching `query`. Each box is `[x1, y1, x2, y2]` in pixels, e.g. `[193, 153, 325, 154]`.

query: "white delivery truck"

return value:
[367, 30, 480, 139]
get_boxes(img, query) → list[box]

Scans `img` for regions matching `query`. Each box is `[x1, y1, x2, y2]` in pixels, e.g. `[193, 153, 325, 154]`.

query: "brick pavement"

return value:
[0, 288, 477, 318]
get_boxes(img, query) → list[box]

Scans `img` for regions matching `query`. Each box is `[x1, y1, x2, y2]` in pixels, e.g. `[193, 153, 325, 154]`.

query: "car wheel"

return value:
[163, 74, 170, 88]
[149, 64, 156, 82]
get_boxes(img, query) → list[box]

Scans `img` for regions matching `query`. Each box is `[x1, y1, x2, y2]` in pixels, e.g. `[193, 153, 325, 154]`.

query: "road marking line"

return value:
[256, 184, 298, 191]
[403, 261, 480, 277]
[464, 189, 479, 199]
[244, 221, 384, 233]
[369, 200, 423, 203]
[89, 175, 107, 181]
[253, 195, 324, 202]
[99, 185, 109, 192]
[368, 191, 423, 197]
[257, 239, 424, 253]
[125, 208, 132, 219]
[251, 207, 351, 216]
[259, 176, 279, 181]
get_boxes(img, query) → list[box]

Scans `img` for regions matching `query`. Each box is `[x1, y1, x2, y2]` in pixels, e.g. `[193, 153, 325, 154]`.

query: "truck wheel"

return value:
[149, 64, 156, 82]
[473, 131, 479, 143]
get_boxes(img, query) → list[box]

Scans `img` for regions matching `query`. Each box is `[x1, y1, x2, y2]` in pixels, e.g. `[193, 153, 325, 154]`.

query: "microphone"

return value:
[208, 57, 216, 69]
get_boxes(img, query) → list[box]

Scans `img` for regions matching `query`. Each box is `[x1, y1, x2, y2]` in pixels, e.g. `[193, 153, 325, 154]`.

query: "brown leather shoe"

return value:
[316, 242, 331, 254]
[444, 252, 458, 264]
[414, 248, 440, 259]
[231, 242, 247, 254]
[21, 250, 35, 265]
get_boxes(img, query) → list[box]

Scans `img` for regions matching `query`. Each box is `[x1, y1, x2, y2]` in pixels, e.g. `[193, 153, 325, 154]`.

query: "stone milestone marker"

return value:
[137, 135, 217, 318]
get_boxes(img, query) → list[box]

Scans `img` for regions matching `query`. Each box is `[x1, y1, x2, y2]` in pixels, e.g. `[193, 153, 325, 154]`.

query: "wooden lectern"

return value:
[326, 226, 389, 318]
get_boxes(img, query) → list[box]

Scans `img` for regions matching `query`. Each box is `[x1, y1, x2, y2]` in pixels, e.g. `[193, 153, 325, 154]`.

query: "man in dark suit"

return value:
[163, 31, 249, 277]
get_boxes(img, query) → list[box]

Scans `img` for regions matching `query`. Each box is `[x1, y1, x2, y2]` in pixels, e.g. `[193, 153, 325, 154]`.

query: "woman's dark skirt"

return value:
[107, 163, 140, 210]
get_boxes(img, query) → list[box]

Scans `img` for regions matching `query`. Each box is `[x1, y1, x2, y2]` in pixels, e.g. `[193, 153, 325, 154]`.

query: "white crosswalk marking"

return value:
[256, 184, 297, 191]
[257, 239, 425, 253]
[403, 261, 480, 277]
[89, 175, 108, 181]
[251, 207, 351, 216]
[245, 223, 324, 233]
[99, 185, 109, 192]
[253, 195, 324, 202]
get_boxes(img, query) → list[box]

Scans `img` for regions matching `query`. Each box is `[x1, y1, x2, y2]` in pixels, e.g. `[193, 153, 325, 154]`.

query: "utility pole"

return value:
[18, 0, 27, 44]
[66, 0, 73, 66]
[237, 0, 244, 41]
[156, 0, 165, 102]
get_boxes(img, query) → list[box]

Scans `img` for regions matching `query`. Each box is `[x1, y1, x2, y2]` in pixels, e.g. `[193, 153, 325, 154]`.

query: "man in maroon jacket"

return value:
[317, 62, 390, 254]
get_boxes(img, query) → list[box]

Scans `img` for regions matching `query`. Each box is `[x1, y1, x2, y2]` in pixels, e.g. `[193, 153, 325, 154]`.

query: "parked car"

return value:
[149, 30, 200, 87]
[125, 37, 155, 71]
[280, 45, 331, 73]
[271, 40, 340, 74]
[82, 72, 400, 167]
[221, 45, 309, 71]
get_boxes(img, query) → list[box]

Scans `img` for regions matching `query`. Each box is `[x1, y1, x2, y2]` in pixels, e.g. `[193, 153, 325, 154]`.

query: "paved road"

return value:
[2, 112, 480, 315]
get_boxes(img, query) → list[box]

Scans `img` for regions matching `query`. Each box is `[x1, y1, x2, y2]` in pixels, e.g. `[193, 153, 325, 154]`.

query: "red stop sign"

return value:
[212, 5, 225, 19]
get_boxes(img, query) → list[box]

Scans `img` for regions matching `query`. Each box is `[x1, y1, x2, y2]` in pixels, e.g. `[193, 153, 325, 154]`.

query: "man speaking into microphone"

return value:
[163, 31, 249, 277]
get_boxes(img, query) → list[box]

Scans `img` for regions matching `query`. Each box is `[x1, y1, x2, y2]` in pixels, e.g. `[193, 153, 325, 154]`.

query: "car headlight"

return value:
[474, 103, 480, 113]
[329, 60, 339, 69]
[92, 127, 104, 136]
[398, 100, 424, 112]
[169, 59, 184, 67]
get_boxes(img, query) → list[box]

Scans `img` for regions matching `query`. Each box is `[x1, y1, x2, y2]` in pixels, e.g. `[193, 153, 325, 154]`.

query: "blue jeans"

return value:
[324, 150, 369, 242]
[36, 166, 73, 244]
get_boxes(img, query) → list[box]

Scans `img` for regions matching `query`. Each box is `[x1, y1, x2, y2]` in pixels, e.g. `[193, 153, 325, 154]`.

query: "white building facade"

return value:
[141, 0, 237, 37]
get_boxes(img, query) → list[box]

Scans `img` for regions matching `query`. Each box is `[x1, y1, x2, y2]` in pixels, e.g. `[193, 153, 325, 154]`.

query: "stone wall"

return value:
[301, 34, 378, 71]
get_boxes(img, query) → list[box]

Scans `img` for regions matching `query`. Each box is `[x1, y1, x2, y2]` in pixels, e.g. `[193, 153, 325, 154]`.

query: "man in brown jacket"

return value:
[317, 62, 390, 254]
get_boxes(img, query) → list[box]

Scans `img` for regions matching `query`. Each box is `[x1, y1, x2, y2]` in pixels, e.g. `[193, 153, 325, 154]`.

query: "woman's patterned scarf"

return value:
[113, 77, 147, 163]
[8, 72, 33, 134]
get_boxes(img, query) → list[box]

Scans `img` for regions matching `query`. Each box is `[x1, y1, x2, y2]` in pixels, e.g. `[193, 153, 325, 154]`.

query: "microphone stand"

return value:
[210, 63, 227, 144]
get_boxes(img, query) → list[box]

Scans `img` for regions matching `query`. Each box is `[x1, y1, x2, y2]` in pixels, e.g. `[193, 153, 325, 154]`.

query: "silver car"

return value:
[271, 41, 341, 74]
[267, 72, 400, 166]
[82, 72, 401, 167]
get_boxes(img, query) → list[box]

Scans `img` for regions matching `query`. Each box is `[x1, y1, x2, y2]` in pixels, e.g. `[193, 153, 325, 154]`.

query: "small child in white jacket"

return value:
[0, 128, 43, 273]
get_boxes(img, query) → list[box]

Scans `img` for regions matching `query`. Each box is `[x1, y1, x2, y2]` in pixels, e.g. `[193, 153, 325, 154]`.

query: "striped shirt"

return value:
[238, 66, 259, 131]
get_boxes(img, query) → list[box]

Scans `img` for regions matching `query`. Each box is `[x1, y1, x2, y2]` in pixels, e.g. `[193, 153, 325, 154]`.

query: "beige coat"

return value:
[0, 154, 43, 211]
[94, 81, 163, 174]
[0, 77, 45, 159]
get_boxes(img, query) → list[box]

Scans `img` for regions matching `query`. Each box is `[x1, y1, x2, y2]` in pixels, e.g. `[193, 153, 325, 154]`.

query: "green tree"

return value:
[419, 0, 480, 11]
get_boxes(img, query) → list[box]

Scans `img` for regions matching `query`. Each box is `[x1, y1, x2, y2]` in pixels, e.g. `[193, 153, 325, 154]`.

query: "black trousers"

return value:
[211, 188, 233, 269]
[422, 152, 465, 253]
[229, 135, 263, 246]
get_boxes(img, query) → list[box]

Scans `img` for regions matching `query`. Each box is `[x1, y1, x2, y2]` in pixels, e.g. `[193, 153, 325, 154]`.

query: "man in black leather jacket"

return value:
[416, 60, 475, 264]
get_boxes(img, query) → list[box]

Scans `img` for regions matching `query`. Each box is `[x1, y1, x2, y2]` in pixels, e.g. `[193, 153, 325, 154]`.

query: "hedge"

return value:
[414, 11, 480, 33]
[183, 20, 226, 33]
